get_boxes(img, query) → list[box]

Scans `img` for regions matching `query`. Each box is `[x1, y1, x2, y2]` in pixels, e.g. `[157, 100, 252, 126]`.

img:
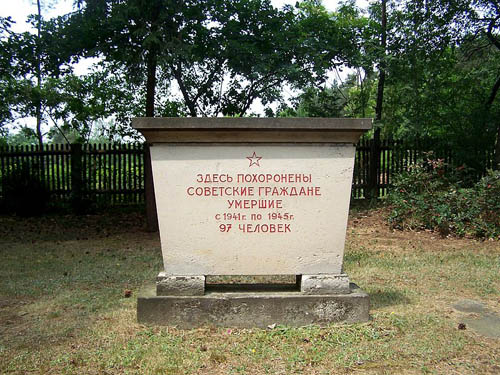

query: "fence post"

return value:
[70, 143, 83, 213]
[367, 129, 381, 199]
[495, 125, 500, 170]
[144, 143, 159, 232]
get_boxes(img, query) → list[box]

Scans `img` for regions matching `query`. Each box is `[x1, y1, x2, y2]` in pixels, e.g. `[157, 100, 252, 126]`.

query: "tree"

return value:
[164, 0, 298, 116]
[65, 0, 365, 228]
[2, 2, 78, 146]
[278, 85, 346, 117]
[0, 17, 16, 136]
[386, 0, 500, 170]
[69, 0, 365, 118]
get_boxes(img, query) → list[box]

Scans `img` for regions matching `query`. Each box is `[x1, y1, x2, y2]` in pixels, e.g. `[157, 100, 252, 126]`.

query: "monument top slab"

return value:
[132, 117, 372, 143]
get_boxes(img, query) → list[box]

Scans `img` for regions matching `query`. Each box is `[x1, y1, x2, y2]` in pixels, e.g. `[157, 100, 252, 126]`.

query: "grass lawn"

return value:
[0, 206, 499, 374]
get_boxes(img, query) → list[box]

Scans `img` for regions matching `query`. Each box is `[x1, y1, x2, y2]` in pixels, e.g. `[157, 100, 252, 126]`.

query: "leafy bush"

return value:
[0, 163, 50, 216]
[387, 155, 500, 239]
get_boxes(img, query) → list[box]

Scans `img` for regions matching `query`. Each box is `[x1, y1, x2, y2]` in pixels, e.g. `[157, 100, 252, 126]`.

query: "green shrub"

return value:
[0, 163, 50, 216]
[387, 156, 500, 239]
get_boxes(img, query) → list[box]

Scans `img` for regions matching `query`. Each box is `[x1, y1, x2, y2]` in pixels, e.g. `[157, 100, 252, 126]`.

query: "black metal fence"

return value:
[0, 140, 495, 207]
[0, 144, 145, 207]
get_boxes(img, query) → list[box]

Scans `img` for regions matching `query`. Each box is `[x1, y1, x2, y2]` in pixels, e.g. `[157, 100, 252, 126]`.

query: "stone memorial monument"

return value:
[134, 117, 371, 328]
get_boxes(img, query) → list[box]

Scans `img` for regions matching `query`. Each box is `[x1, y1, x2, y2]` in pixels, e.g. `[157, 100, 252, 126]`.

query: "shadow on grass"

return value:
[0, 211, 162, 354]
[0, 207, 150, 244]
[369, 288, 411, 309]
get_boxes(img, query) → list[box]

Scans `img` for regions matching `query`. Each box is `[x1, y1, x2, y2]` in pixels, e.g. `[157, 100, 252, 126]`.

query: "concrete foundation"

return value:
[301, 274, 351, 295]
[156, 273, 205, 296]
[138, 283, 369, 328]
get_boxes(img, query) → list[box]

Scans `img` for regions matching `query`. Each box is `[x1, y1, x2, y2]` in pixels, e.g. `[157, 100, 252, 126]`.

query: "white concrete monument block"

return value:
[133, 118, 371, 295]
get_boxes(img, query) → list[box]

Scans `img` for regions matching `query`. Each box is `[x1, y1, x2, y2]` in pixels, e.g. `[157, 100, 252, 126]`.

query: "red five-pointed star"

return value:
[246, 152, 262, 167]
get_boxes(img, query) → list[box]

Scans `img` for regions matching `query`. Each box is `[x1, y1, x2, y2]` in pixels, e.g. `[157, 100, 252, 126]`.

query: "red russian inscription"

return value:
[184, 154, 323, 234]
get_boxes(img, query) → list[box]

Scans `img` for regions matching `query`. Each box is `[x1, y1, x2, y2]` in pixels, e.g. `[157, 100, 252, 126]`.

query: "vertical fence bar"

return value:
[105, 143, 109, 201]
[111, 143, 114, 203]
[97, 143, 102, 201]
[49, 144, 54, 195]
[126, 144, 131, 203]
[56, 144, 60, 199]
[382, 139, 387, 196]
[121, 144, 125, 203]
[55, 144, 60, 200]
[119, 144, 123, 203]
[63, 143, 68, 200]
[92, 143, 97, 203]
[100, 144, 104, 204]
[64, 144, 69, 200]
[402, 141, 406, 172]
[141, 143, 145, 203]
[70, 144, 83, 213]
[84, 144, 89, 202]
[0, 146, 5, 199]
[14, 145, 19, 176]
[32, 144, 36, 181]
[389, 139, 394, 190]
[385, 140, 390, 193]
[354, 141, 360, 198]
[125, 144, 129, 203]
[132, 144, 137, 203]
[31, 144, 36, 182]
[109, 144, 113, 204]
[366, 138, 369, 198]
[10, 145, 15, 181]
[102, 143, 106, 201]
[19, 145, 24, 175]
[140, 144, 145, 203]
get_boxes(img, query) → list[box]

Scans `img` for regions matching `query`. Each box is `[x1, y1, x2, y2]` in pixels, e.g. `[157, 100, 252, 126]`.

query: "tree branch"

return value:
[172, 62, 197, 116]
[486, 17, 500, 51]
[486, 75, 500, 110]
[48, 113, 70, 144]
[238, 76, 282, 116]
[193, 58, 225, 103]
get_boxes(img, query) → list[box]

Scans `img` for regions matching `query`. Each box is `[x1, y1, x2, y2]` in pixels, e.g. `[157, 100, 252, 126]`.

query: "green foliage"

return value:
[379, 0, 500, 170]
[0, 0, 499, 164]
[2, 127, 40, 146]
[387, 156, 500, 238]
[67, 0, 364, 118]
[278, 86, 346, 117]
[0, 163, 49, 216]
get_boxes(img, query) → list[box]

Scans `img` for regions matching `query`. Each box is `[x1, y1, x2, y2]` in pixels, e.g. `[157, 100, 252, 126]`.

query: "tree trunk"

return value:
[368, 0, 387, 200]
[144, 48, 159, 232]
[495, 122, 500, 170]
[486, 20, 500, 169]
[173, 65, 198, 116]
[486, 76, 500, 170]
[375, 0, 387, 124]
[36, 0, 43, 147]
[145, 49, 157, 117]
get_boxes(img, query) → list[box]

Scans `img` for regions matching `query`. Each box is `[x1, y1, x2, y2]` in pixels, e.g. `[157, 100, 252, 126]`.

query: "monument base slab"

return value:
[137, 283, 369, 328]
